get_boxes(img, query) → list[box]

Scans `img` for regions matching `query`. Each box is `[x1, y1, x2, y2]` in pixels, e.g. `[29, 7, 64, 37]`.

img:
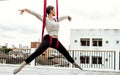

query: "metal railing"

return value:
[35, 49, 69, 67]
[119, 51, 120, 70]
[0, 49, 31, 64]
[0, 48, 119, 71]
[69, 50, 115, 69]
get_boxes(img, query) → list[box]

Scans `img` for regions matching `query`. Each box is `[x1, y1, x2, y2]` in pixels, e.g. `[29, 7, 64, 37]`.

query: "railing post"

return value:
[69, 50, 73, 68]
[30, 48, 36, 67]
[115, 50, 120, 72]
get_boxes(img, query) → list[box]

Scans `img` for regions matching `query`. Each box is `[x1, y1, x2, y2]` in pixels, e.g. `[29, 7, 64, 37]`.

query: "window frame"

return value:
[80, 38, 90, 46]
[92, 38, 102, 47]
[80, 56, 90, 64]
[92, 56, 102, 64]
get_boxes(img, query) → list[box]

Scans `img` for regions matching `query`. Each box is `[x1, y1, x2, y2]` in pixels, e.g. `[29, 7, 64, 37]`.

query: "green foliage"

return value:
[0, 46, 12, 54]
[2, 46, 7, 49]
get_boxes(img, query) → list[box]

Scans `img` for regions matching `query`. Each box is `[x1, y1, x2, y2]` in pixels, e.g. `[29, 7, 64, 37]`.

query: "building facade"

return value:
[70, 29, 120, 51]
[70, 29, 120, 71]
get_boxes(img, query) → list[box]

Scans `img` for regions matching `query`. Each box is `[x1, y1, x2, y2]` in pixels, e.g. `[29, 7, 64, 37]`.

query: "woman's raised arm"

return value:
[58, 16, 72, 22]
[19, 9, 43, 21]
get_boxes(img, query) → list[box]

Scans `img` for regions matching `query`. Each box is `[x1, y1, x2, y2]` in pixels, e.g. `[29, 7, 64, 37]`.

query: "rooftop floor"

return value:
[0, 64, 120, 75]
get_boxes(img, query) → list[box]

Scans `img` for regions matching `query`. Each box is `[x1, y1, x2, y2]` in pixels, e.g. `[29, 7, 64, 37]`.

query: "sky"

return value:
[0, 0, 120, 48]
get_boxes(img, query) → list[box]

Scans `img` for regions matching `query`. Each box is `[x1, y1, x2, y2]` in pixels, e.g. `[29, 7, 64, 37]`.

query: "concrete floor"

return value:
[0, 64, 120, 75]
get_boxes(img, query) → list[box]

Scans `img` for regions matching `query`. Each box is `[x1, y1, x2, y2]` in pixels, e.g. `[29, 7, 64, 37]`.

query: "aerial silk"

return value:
[41, 0, 59, 40]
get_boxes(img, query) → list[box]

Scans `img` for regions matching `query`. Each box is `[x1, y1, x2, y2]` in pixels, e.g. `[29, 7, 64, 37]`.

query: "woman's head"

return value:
[46, 5, 55, 16]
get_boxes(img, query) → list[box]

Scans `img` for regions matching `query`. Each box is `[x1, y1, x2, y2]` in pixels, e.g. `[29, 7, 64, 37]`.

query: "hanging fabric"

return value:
[41, 0, 47, 40]
[41, 0, 59, 40]
[56, 0, 58, 21]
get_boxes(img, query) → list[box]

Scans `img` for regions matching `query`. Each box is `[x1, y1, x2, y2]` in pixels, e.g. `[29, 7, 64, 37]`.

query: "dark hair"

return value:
[46, 5, 54, 15]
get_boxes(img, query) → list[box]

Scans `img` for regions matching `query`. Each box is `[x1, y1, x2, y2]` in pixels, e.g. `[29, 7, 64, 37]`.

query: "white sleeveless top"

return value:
[30, 11, 68, 36]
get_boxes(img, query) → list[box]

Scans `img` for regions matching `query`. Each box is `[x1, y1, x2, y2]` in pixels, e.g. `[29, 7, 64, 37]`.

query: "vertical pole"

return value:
[115, 50, 120, 72]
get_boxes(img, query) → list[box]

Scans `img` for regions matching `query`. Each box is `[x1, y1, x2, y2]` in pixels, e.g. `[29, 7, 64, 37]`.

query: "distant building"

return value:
[70, 29, 120, 70]
[31, 42, 40, 48]
[0, 51, 9, 64]
[12, 45, 16, 49]
[19, 44, 22, 49]
[9, 51, 24, 58]
[0, 45, 2, 48]
[31, 41, 50, 58]
[5, 43, 8, 48]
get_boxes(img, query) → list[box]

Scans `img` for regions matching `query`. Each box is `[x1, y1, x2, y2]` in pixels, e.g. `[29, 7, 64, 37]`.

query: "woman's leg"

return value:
[13, 40, 50, 74]
[25, 40, 50, 64]
[57, 41, 82, 70]
[57, 42, 74, 63]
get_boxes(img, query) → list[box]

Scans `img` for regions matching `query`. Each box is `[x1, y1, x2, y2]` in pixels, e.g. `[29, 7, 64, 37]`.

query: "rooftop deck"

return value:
[0, 64, 119, 75]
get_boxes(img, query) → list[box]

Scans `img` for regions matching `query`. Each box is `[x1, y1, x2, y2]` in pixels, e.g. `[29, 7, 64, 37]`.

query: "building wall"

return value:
[70, 29, 120, 70]
[31, 42, 52, 58]
[31, 42, 40, 48]
[70, 29, 120, 51]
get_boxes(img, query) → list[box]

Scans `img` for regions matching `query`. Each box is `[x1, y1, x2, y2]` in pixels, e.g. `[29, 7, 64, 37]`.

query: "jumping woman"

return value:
[13, 5, 82, 74]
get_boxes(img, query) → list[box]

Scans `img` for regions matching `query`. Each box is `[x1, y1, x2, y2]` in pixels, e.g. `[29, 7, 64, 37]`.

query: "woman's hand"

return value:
[68, 16, 72, 21]
[19, 9, 30, 15]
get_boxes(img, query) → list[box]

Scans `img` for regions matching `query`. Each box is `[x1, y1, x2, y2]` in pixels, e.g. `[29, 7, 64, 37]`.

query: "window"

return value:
[42, 54, 45, 56]
[92, 56, 102, 64]
[80, 38, 90, 46]
[92, 38, 102, 46]
[80, 56, 89, 64]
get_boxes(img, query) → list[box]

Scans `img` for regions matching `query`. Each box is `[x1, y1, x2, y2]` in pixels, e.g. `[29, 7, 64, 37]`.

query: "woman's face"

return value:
[51, 8, 55, 16]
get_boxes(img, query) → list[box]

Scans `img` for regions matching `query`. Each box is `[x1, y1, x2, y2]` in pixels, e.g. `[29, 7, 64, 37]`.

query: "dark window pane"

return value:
[80, 57, 85, 63]
[92, 38, 102, 46]
[92, 57, 97, 64]
[80, 56, 89, 64]
[80, 38, 90, 46]
[92, 56, 102, 64]
[81, 41, 86, 46]
[93, 41, 97, 46]
[86, 57, 89, 63]
[99, 41, 102, 46]
[87, 41, 90, 46]
[98, 57, 102, 64]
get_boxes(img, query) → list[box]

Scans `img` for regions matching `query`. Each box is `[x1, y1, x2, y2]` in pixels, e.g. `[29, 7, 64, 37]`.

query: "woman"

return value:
[13, 5, 82, 74]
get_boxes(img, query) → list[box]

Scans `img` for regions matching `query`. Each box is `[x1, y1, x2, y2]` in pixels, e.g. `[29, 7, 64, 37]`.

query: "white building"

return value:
[69, 29, 120, 71]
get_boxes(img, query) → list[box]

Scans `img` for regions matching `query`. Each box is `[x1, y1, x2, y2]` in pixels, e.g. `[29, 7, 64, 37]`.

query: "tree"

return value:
[0, 46, 12, 54]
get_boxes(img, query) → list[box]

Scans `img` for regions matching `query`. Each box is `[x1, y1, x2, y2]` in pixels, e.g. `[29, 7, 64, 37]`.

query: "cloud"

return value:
[0, 23, 41, 40]
[0, 0, 120, 48]
[17, 26, 40, 34]
[70, 7, 120, 21]
[65, 0, 120, 21]
[0, 24, 17, 31]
